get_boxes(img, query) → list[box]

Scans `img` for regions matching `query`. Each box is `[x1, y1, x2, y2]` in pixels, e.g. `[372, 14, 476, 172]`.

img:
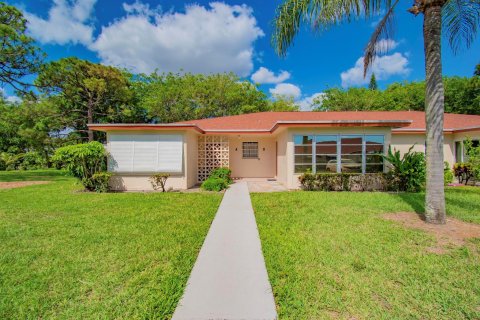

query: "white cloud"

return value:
[297, 92, 325, 111]
[0, 88, 21, 103]
[90, 2, 264, 75]
[24, 0, 96, 46]
[374, 39, 399, 52]
[340, 52, 410, 88]
[269, 83, 301, 99]
[122, 1, 161, 16]
[251, 67, 290, 84]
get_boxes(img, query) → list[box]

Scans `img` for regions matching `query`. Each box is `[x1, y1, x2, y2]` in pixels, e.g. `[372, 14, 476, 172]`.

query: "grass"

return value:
[0, 170, 222, 319]
[251, 188, 480, 319]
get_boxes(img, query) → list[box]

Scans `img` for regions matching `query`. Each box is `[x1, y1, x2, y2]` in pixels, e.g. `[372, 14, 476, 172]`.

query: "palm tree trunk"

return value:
[423, 3, 446, 224]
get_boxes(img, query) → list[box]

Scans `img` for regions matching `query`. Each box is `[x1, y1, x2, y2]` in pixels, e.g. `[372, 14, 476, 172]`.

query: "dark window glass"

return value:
[341, 144, 362, 154]
[366, 144, 383, 154]
[316, 154, 337, 164]
[294, 165, 312, 173]
[294, 135, 313, 145]
[315, 135, 338, 145]
[365, 135, 384, 144]
[295, 155, 313, 164]
[294, 145, 313, 154]
[316, 164, 336, 173]
[341, 135, 362, 145]
[316, 145, 337, 154]
[366, 155, 383, 164]
[366, 164, 384, 173]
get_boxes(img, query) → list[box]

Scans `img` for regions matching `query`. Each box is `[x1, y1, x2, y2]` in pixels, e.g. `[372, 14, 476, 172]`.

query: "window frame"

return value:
[242, 141, 259, 159]
[293, 134, 385, 174]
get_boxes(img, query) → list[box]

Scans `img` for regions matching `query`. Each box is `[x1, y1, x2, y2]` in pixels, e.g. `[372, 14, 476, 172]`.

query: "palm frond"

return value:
[363, 0, 399, 77]
[443, 0, 480, 54]
[271, 0, 393, 56]
[271, 0, 311, 56]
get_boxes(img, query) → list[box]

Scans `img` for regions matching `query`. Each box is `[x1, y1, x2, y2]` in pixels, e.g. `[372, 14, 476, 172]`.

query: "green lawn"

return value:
[252, 189, 480, 319]
[0, 170, 222, 319]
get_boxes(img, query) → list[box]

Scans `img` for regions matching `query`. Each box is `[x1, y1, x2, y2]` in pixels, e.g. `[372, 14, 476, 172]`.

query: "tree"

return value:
[475, 63, 480, 76]
[36, 58, 143, 141]
[134, 72, 269, 123]
[0, 97, 68, 166]
[369, 73, 378, 90]
[268, 95, 300, 111]
[316, 76, 478, 114]
[0, 2, 44, 92]
[272, 0, 480, 224]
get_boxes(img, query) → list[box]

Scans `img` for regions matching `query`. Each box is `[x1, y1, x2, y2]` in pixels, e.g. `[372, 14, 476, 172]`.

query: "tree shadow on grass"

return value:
[0, 170, 69, 182]
[390, 192, 425, 214]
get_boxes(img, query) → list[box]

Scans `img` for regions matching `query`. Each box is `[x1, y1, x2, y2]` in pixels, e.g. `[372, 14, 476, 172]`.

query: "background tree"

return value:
[134, 72, 269, 123]
[316, 75, 478, 114]
[475, 63, 480, 76]
[268, 94, 300, 111]
[36, 58, 144, 141]
[0, 2, 44, 93]
[369, 73, 378, 90]
[272, 0, 480, 223]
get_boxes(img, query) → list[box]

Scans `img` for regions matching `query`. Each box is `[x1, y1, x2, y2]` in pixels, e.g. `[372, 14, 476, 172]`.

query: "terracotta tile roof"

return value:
[175, 111, 480, 133]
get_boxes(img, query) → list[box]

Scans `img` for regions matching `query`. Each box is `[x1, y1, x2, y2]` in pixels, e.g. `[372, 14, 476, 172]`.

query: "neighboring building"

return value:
[88, 111, 480, 190]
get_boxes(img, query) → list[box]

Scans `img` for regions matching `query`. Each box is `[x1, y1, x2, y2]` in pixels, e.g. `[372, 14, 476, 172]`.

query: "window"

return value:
[294, 134, 385, 174]
[294, 135, 313, 173]
[108, 134, 183, 173]
[365, 135, 385, 173]
[455, 141, 463, 163]
[242, 142, 258, 159]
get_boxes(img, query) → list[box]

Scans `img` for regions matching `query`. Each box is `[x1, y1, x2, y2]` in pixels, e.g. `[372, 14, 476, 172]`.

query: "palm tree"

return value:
[272, 0, 479, 224]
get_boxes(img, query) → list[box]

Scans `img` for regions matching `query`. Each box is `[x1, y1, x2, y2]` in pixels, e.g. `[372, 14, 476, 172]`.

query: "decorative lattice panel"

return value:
[198, 136, 229, 182]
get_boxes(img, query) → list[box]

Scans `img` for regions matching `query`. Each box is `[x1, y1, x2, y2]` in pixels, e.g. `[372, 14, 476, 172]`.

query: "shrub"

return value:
[453, 162, 474, 185]
[298, 172, 390, 192]
[464, 138, 480, 180]
[382, 146, 426, 192]
[52, 142, 109, 192]
[208, 167, 232, 183]
[444, 162, 454, 185]
[201, 177, 229, 191]
[0, 152, 24, 170]
[18, 151, 47, 170]
[149, 173, 170, 192]
[89, 172, 112, 193]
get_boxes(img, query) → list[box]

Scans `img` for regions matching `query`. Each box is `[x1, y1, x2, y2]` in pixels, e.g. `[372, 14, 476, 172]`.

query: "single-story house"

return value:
[88, 111, 480, 190]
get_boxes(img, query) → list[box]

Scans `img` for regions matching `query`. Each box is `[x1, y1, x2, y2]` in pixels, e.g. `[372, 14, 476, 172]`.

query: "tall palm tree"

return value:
[272, 0, 480, 224]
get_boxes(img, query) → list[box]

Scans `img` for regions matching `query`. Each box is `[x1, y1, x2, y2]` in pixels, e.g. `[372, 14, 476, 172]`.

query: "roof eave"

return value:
[87, 123, 205, 133]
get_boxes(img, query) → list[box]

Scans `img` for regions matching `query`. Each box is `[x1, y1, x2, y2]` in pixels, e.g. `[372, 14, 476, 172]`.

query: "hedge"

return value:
[298, 172, 394, 192]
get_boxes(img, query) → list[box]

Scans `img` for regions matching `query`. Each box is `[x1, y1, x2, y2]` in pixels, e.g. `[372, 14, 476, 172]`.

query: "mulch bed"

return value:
[383, 212, 480, 254]
[0, 181, 50, 189]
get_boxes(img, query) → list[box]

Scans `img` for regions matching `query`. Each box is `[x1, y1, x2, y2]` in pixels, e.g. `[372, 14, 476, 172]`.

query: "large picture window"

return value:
[294, 134, 384, 174]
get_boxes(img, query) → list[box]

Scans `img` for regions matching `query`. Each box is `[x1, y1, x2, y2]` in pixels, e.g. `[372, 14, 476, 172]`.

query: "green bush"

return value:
[201, 177, 229, 191]
[89, 172, 112, 193]
[52, 142, 109, 192]
[444, 162, 454, 185]
[298, 172, 390, 191]
[464, 138, 480, 180]
[0, 152, 24, 170]
[382, 146, 426, 192]
[208, 167, 232, 183]
[18, 151, 47, 170]
[454, 162, 474, 185]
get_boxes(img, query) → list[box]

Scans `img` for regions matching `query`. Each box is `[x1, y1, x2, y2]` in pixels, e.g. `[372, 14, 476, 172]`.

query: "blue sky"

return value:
[6, 0, 480, 108]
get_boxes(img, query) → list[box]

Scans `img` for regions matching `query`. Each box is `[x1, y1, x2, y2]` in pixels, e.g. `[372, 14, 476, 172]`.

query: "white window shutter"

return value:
[108, 133, 183, 173]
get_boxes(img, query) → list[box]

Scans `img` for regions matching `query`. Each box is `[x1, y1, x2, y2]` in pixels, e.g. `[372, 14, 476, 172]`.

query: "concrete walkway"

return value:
[172, 181, 277, 320]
